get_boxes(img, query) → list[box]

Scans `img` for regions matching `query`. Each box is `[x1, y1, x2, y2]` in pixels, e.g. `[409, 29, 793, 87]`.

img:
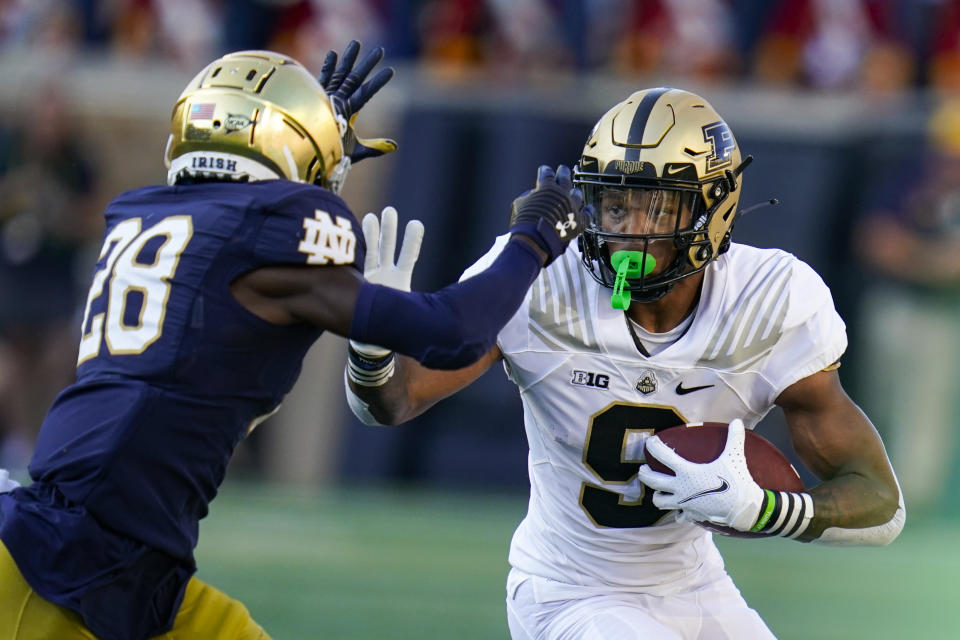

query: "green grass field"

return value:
[196, 483, 958, 639]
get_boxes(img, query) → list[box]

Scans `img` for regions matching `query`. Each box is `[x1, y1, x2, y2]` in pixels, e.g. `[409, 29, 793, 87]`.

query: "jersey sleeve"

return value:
[761, 258, 847, 398]
[253, 185, 365, 270]
[460, 233, 532, 356]
[460, 233, 511, 279]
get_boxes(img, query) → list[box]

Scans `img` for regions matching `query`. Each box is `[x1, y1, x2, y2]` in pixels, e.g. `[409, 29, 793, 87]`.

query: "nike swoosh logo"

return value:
[679, 478, 730, 504]
[675, 382, 714, 395]
[664, 165, 688, 175]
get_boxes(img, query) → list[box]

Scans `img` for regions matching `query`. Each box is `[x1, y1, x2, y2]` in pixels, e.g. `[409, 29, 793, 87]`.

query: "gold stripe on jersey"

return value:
[698, 254, 792, 371]
[529, 251, 599, 353]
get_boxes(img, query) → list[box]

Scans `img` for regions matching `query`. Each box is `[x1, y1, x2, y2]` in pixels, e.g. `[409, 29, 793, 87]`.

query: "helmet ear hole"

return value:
[717, 233, 732, 255]
[710, 179, 727, 201]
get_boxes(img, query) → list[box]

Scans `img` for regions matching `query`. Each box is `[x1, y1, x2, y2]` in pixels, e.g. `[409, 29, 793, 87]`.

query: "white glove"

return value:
[350, 206, 425, 359]
[0, 468, 20, 493]
[636, 419, 764, 532]
[361, 206, 425, 292]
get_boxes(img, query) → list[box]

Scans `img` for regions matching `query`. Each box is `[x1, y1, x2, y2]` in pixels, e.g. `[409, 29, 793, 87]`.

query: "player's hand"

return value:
[636, 419, 765, 532]
[0, 468, 20, 493]
[361, 206, 424, 293]
[349, 206, 425, 361]
[318, 40, 397, 164]
[508, 165, 591, 266]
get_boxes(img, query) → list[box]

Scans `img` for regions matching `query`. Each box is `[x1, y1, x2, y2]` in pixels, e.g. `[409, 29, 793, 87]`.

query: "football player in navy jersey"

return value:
[0, 43, 588, 640]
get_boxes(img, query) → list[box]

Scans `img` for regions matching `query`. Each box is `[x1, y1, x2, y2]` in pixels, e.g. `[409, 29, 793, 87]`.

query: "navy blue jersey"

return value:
[0, 179, 364, 637]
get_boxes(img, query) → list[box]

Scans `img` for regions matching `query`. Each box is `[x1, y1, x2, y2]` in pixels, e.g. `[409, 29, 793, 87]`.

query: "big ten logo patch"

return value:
[298, 210, 356, 265]
[702, 121, 735, 173]
[571, 369, 610, 390]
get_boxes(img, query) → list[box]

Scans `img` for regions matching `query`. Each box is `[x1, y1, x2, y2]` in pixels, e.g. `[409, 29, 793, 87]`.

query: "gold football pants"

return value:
[0, 539, 270, 639]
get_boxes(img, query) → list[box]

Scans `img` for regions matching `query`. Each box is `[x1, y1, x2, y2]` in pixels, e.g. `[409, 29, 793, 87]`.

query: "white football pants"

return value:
[505, 567, 775, 640]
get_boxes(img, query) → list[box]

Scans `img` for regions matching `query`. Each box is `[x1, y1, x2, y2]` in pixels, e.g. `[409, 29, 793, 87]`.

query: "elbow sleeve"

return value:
[349, 238, 541, 369]
[814, 502, 905, 546]
[813, 476, 907, 547]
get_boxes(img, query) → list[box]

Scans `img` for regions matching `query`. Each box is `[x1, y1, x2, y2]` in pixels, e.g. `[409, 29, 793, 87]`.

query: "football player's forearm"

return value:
[798, 469, 904, 545]
[345, 350, 498, 426]
[796, 429, 904, 545]
[347, 360, 419, 426]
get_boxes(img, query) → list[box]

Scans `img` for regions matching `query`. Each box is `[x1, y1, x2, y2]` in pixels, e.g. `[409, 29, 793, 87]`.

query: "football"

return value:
[644, 422, 804, 538]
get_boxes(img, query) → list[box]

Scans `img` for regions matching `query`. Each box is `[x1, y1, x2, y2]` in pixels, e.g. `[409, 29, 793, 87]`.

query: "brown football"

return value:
[644, 422, 804, 538]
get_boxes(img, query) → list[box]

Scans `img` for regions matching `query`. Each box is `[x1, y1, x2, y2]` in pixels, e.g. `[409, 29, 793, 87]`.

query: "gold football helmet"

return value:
[574, 87, 752, 303]
[165, 50, 347, 190]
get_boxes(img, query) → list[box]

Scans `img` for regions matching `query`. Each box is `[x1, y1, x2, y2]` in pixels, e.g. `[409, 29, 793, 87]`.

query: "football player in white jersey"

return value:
[344, 88, 905, 639]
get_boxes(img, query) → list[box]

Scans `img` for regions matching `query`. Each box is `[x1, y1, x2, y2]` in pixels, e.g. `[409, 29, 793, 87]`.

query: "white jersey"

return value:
[463, 239, 846, 596]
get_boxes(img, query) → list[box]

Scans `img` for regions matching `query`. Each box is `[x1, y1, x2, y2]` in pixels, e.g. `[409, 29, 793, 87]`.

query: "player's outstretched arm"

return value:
[232, 165, 586, 381]
[346, 165, 585, 367]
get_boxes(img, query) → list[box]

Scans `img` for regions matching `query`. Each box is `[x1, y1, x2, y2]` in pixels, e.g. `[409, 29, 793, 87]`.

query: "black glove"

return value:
[509, 165, 590, 265]
[318, 40, 397, 163]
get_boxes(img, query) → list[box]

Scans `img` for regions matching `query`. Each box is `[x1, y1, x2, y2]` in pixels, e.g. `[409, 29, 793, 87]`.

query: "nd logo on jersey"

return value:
[299, 209, 356, 265]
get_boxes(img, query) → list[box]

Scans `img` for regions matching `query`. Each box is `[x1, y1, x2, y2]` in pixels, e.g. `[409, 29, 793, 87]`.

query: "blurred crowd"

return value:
[1, 0, 960, 516]
[0, 82, 101, 472]
[3, 0, 960, 93]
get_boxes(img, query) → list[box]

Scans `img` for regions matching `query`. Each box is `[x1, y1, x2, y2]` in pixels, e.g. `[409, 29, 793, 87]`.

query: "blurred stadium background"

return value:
[0, 1, 958, 638]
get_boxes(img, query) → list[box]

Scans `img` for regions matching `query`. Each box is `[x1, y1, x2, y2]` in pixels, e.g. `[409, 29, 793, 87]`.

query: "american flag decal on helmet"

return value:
[189, 103, 216, 120]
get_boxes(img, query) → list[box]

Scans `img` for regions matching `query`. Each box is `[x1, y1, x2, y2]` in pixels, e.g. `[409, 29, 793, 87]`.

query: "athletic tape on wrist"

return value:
[750, 489, 778, 532]
[752, 490, 814, 539]
[347, 344, 395, 387]
[349, 339, 391, 361]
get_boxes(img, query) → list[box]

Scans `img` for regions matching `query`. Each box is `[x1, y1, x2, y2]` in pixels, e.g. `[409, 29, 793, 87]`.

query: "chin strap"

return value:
[326, 156, 352, 194]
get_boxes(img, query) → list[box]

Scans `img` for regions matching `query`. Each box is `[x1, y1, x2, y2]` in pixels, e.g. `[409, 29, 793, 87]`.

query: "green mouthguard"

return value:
[610, 250, 656, 310]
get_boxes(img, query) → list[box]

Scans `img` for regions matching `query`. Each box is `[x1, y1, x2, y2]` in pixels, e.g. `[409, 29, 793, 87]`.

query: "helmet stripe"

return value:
[624, 87, 671, 162]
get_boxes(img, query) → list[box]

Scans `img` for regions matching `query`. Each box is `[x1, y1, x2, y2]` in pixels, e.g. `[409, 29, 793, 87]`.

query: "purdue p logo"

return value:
[298, 210, 356, 265]
[702, 121, 735, 173]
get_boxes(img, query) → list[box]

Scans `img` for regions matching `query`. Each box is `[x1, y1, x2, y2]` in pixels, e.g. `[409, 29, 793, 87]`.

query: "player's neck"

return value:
[626, 272, 704, 333]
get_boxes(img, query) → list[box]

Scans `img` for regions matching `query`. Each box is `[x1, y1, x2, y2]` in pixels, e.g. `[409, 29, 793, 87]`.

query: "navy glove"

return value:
[509, 165, 590, 265]
[319, 40, 397, 164]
